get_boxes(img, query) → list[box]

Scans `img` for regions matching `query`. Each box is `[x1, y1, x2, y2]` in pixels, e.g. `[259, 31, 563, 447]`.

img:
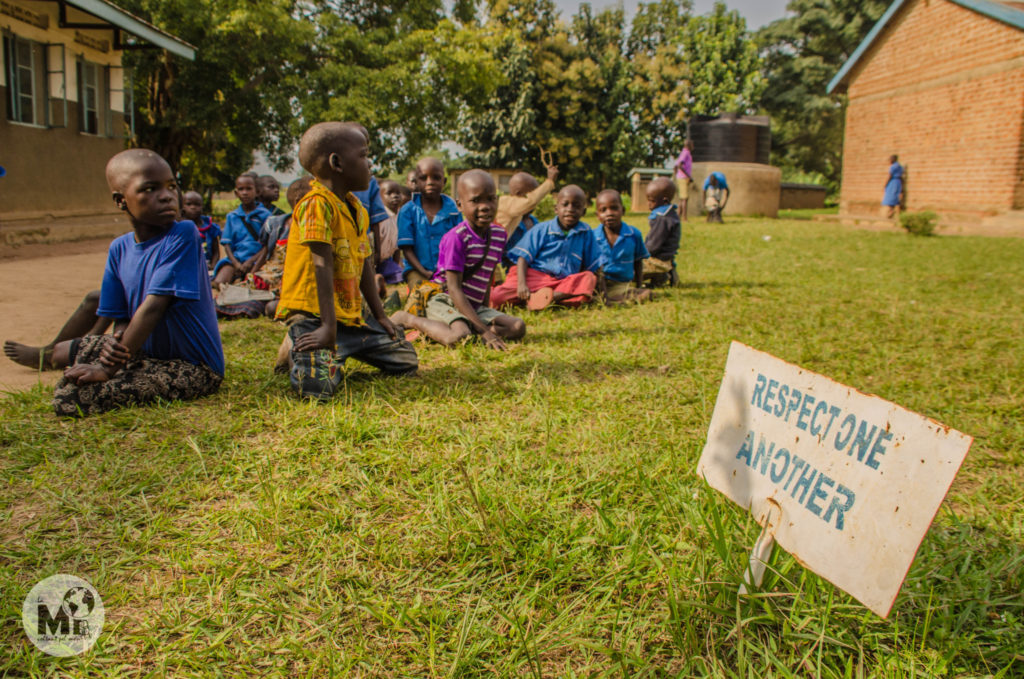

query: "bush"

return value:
[534, 194, 556, 221]
[900, 211, 939, 237]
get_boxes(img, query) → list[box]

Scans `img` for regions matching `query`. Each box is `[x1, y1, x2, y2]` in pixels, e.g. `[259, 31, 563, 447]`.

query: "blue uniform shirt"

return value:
[353, 177, 388, 226]
[593, 222, 650, 283]
[503, 213, 538, 269]
[97, 221, 225, 376]
[221, 203, 271, 262]
[396, 193, 462, 274]
[508, 218, 601, 278]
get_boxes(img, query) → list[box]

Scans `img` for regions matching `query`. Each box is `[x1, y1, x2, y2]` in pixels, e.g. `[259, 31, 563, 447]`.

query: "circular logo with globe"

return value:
[22, 574, 104, 657]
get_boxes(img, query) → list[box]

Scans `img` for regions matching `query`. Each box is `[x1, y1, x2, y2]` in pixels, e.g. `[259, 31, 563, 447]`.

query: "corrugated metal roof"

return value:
[65, 0, 195, 60]
[827, 0, 1023, 94]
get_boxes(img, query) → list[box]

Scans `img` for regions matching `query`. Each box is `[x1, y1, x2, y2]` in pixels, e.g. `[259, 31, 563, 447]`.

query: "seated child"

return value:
[489, 185, 600, 310]
[703, 171, 730, 223]
[212, 174, 271, 287]
[377, 179, 407, 284]
[49, 149, 224, 417]
[405, 168, 421, 192]
[389, 170, 525, 350]
[397, 157, 462, 291]
[497, 165, 559, 270]
[181, 191, 221, 269]
[257, 175, 286, 216]
[252, 176, 313, 317]
[592, 190, 652, 304]
[276, 122, 418, 400]
[642, 177, 681, 288]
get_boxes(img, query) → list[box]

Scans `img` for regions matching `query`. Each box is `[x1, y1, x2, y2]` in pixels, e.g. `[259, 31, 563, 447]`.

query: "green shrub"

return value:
[900, 210, 939, 237]
[534, 193, 556, 221]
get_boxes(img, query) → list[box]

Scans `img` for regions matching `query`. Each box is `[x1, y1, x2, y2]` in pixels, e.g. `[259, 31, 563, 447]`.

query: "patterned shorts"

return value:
[288, 315, 418, 401]
[52, 335, 222, 417]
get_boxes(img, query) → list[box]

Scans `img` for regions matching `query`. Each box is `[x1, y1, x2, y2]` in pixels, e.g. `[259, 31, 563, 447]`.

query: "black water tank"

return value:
[689, 114, 771, 165]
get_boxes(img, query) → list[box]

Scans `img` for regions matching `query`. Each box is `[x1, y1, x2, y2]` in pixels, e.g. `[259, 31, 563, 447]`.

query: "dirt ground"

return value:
[0, 238, 111, 393]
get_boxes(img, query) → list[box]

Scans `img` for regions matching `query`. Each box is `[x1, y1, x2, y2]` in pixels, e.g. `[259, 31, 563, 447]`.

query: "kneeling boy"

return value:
[593, 190, 651, 304]
[52, 149, 224, 417]
[276, 122, 417, 400]
[390, 170, 525, 350]
[489, 185, 600, 310]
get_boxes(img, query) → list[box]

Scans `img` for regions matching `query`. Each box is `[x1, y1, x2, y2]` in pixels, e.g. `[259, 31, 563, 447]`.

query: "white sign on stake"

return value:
[698, 341, 973, 618]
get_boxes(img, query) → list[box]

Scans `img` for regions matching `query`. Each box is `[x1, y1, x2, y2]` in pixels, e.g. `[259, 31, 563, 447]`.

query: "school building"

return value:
[828, 0, 1024, 234]
[0, 0, 193, 245]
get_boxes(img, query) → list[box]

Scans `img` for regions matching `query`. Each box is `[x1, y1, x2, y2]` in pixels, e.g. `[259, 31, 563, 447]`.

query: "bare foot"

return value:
[3, 340, 52, 369]
[527, 287, 554, 311]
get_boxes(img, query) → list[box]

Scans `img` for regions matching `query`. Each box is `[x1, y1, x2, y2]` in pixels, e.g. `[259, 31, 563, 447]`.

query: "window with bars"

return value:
[3, 33, 47, 126]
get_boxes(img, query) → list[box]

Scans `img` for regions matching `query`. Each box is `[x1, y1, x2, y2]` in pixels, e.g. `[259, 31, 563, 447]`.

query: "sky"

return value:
[552, 0, 792, 28]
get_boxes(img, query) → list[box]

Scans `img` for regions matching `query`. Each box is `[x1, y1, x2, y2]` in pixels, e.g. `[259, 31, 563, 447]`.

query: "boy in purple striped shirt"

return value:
[390, 170, 526, 350]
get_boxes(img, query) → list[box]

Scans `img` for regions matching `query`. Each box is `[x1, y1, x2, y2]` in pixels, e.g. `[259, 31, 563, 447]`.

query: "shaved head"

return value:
[105, 149, 171, 193]
[508, 171, 539, 196]
[286, 176, 314, 207]
[456, 169, 495, 199]
[182, 190, 203, 202]
[648, 177, 676, 201]
[557, 184, 586, 203]
[416, 157, 444, 176]
[596, 189, 621, 205]
[298, 122, 366, 177]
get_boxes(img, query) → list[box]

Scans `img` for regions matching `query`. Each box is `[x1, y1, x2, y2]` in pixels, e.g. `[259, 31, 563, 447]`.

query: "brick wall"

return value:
[839, 0, 1024, 217]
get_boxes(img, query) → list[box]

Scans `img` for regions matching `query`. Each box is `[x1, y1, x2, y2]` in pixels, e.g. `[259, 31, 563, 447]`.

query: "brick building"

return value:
[828, 0, 1024, 232]
[1, 0, 193, 245]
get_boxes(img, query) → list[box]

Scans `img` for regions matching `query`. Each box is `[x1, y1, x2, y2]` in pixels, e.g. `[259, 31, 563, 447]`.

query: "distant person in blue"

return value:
[212, 173, 271, 288]
[703, 172, 730, 223]
[49, 149, 224, 417]
[397, 156, 462, 291]
[593, 190, 651, 305]
[883, 154, 904, 219]
[181, 191, 221, 269]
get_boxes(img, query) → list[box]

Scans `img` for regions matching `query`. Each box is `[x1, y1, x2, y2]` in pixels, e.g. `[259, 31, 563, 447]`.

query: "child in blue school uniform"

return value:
[212, 173, 271, 288]
[489, 185, 601, 311]
[593, 190, 652, 304]
[642, 177, 680, 288]
[397, 157, 462, 292]
[181, 191, 221, 269]
[50, 149, 224, 417]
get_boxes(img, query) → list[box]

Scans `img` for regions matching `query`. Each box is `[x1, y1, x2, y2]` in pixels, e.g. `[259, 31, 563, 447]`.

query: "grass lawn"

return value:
[2, 215, 1022, 676]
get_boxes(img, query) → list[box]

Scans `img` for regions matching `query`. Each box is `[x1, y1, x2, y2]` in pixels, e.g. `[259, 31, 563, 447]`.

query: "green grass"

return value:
[2, 216, 1023, 676]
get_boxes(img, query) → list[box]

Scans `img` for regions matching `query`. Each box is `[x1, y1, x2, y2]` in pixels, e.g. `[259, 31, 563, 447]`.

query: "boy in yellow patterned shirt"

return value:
[276, 122, 417, 399]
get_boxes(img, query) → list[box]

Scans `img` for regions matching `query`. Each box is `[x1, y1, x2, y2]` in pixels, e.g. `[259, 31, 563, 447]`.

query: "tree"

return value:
[297, 1, 502, 173]
[758, 0, 887, 191]
[627, 0, 693, 166]
[121, 0, 315, 192]
[681, 2, 764, 117]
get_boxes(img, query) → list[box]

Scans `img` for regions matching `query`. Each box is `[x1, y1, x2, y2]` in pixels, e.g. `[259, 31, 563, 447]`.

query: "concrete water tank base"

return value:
[685, 162, 781, 219]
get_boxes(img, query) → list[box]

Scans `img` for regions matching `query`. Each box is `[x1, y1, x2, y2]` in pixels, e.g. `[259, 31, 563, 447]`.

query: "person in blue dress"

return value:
[883, 155, 904, 219]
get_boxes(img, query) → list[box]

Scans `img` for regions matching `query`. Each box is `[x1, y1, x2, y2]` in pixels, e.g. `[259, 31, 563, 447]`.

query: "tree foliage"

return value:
[758, 0, 887, 191]
[122, 0, 314, 192]
[122, 0, 772, 194]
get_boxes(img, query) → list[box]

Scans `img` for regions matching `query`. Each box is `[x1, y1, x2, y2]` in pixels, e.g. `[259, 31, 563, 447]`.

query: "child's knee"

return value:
[504, 317, 526, 339]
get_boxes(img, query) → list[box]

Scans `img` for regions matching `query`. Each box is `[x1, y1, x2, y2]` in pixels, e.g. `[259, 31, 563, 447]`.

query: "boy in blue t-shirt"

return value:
[181, 191, 221, 269]
[212, 173, 271, 287]
[592, 190, 651, 305]
[397, 157, 462, 291]
[50, 149, 224, 417]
